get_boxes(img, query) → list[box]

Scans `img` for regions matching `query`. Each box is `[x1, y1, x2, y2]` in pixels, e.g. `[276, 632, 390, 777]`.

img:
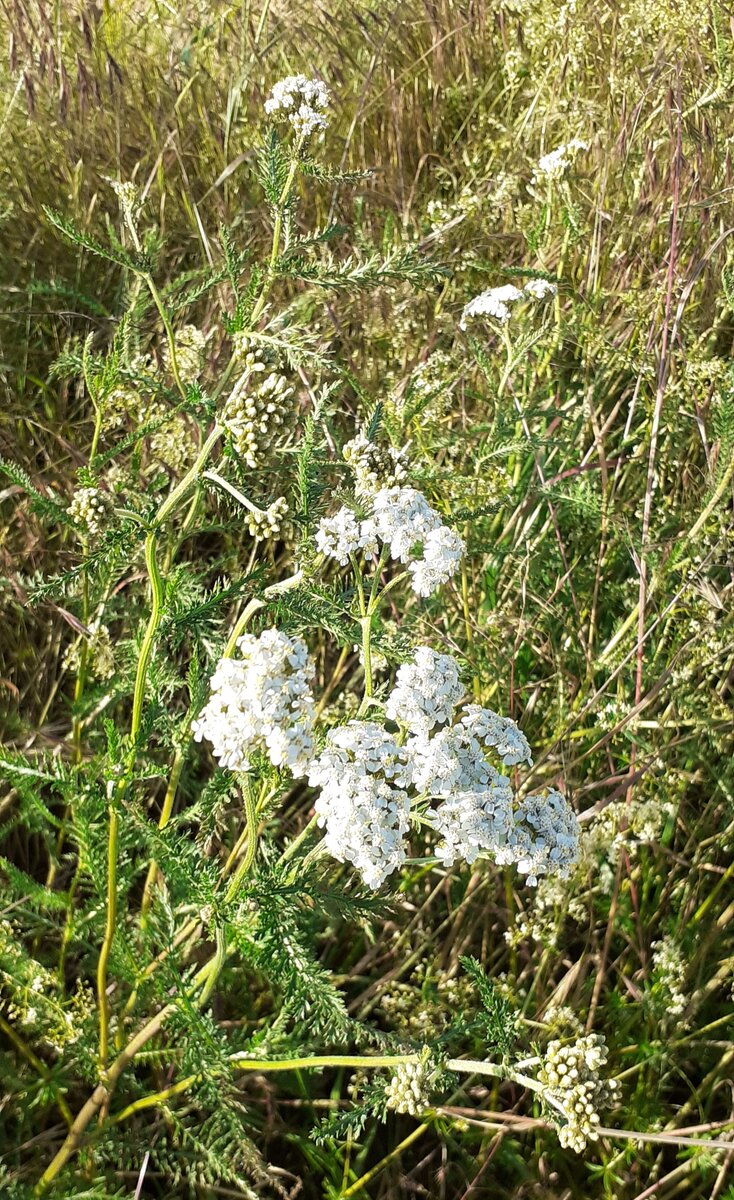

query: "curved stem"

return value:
[130, 530, 165, 742]
[224, 785, 259, 901]
[143, 272, 187, 402]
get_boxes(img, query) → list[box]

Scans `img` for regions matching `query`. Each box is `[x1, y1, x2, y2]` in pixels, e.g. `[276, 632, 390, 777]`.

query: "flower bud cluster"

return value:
[342, 433, 408, 497]
[244, 496, 289, 542]
[109, 178, 141, 225]
[192, 630, 316, 777]
[539, 1034, 618, 1152]
[67, 486, 112, 538]
[384, 1056, 433, 1116]
[64, 620, 115, 681]
[147, 405, 194, 473]
[651, 936, 687, 1017]
[222, 357, 294, 470]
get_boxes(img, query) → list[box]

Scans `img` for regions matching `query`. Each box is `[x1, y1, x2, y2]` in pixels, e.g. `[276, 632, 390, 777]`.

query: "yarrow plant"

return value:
[0, 69, 631, 1200]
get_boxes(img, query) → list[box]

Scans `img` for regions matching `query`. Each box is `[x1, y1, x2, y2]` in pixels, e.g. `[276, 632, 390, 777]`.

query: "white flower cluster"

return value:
[651, 936, 687, 1017]
[264, 74, 330, 137]
[384, 1057, 433, 1116]
[539, 1034, 618, 1152]
[532, 138, 589, 183]
[222, 356, 295, 469]
[342, 433, 408, 497]
[109, 178, 141, 224]
[524, 278, 557, 300]
[408, 701, 531, 868]
[316, 486, 465, 597]
[67, 486, 111, 538]
[306, 646, 578, 887]
[430, 784, 515, 867]
[193, 630, 316, 777]
[506, 788, 581, 886]
[315, 508, 378, 566]
[385, 647, 464, 736]
[460, 280, 558, 329]
[308, 721, 411, 888]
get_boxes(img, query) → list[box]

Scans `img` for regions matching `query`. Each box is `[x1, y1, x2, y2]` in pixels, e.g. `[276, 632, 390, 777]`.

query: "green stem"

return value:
[224, 785, 260, 902]
[96, 791, 119, 1072]
[130, 530, 165, 742]
[249, 152, 301, 328]
[98, 428, 222, 1069]
[143, 272, 188, 402]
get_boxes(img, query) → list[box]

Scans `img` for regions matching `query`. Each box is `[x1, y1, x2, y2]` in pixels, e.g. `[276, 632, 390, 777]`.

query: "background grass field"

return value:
[1, 2, 734, 1197]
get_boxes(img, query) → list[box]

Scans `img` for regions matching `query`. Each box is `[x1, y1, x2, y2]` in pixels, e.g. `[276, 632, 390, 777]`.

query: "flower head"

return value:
[343, 433, 408, 497]
[460, 285, 524, 329]
[532, 138, 589, 184]
[386, 647, 464, 736]
[430, 783, 515, 866]
[315, 507, 378, 566]
[506, 788, 580, 885]
[192, 630, 316, 777]
[67, 486, 112, 539]
[317, 486, 464, 598]
[539, 1033, 618, 1152]
[308, 721, 411, 888]
[408, 525, 466, 597]
[524, 278, 557, 300]
[264, 74, 330, 137]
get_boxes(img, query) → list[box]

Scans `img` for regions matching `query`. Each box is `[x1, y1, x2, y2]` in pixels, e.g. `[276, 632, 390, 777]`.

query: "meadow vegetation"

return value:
[1, 2, 734, 1197]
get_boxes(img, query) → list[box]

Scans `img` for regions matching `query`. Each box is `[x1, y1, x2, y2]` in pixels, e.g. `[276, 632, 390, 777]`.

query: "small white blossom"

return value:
[408, 525, 465, 596]
[524, 278, 557, 300]
[308, 721, 411, 888]
[192, 630, 316, 777]
[264, 74, 330, 137]
[409, 724, 492, 797]
[386, 647, 464, 735]
[507, 788, 580, 885]
[460, 284, 524, 329]
[460, 704, 533, 767]
[371, 487, 465, 596]
[315, 508, 378, 565]
[319, 486, 464, 598]
[532, 138, 589, 183]
[430, 781, 514, 866]
[371, 486, 442, 562]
